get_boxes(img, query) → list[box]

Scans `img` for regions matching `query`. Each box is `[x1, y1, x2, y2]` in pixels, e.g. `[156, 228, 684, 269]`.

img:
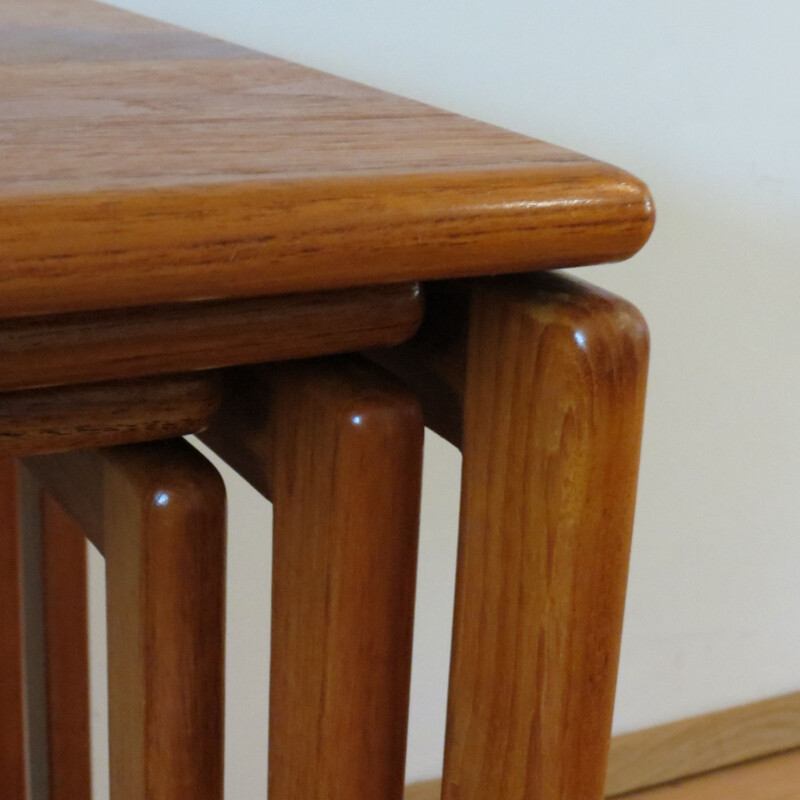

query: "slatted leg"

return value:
[0, 458, 27, 800]
[26, 440, 226, 800]
[368, 274, 649, 800]
[200, 358, 424, 800]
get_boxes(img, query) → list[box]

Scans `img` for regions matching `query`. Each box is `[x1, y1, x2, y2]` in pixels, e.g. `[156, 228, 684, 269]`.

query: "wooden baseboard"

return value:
[623, 748, 800, 800]
[607, 690, 800, 795]
[405, 690, 800, 798]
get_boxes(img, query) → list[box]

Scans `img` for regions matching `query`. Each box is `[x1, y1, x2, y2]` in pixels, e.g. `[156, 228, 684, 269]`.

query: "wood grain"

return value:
[0, 283, 423, 392]
[371, 274, 649, 799]
[28, 441, 226, 800]
[623, 749, 800, 800]
[447, 275, 648, 800]
[0, 0, 250, 65]
[104, 442, 226, 800]
[404, 781, 440, 800]
[375, 281, 800, 795]
[0, 458, 27, 800]
[41, 493, 91, 800]
[17, 464, 49, 800]
[24, 450, 104, 553]
[0, 372, 222, 457]
[607, 691, 800, 796]
[406, 690, 800, 798]
[406, 749, 800, 800]
[365, 281, 471, 448]
[200, 359, 423, 800]
[0, 0, 653, 318]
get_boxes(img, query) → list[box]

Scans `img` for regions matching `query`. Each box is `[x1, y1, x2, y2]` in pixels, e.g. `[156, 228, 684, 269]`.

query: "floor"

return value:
[406, 748, 800, 800]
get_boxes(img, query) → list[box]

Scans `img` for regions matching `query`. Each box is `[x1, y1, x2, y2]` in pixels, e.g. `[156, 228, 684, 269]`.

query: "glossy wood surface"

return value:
[0, 284, 423, 392]
[27, 440, 227, 800]
[0, 0, 653, 319]
[105, 442, 225, 800]
[200, 360, 423, 800]
[408, 749, 800, 800]
[371, 274, 649, 799]
[444, 275, 649, 800]
[0, 372, 222, 457]
[623, 749, 800, 800]
[0, 458, 27, 800]
[365, 281, 471, 448]
[24, 450, 104, 553]
[405, 689, 800, 798]
[16, 466, 51, 800]
[41, 492, 91, 800]
[607, 690, 800, 796]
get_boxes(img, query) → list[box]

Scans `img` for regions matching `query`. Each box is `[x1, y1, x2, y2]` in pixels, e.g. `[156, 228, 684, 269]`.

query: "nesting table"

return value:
[0, 0, 654, 798]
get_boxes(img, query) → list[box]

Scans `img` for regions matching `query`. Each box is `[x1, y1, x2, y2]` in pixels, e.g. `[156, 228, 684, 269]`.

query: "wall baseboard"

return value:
[405, 690, 800, 798]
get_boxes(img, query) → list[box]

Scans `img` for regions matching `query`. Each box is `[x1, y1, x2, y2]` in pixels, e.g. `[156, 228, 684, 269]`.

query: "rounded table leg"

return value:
[368, 274, 649, 800]
[27, 440, 227, 800]
[444, 276, 649, 800]
[201, 358, 424, 800]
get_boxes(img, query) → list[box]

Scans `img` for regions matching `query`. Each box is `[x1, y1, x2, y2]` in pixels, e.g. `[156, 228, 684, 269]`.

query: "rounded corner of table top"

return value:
[0, 0, 656, 318]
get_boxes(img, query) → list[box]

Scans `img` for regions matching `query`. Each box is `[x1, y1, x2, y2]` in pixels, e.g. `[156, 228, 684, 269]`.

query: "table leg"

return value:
[446, 276, 648, 799]
[369, 274, 649, 800]
[0, 458, 27, 800]
[200, 358, 424, 800]
[14, 471, 92, 800]
[41, 492, 91, 800]
[27, 441, 227, 800]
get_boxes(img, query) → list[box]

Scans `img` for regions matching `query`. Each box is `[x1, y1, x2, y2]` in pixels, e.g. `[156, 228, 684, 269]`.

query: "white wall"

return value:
[93, 0, 800, 793]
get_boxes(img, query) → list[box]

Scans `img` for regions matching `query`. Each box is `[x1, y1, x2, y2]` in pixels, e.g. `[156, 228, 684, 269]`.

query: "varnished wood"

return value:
[445, 275, 648, 800]
[607, 690, 800, 796]
[41, 493, 91, 800]
[622, 748, 800, 800]
[200, 359, 423, 800]
[0, 5, 658, 796]
[105, 442, 226, 800]
[0, 0, 653, 319]
[372, 274, 649, 799]
[17, 464, 49, 799]
[13, 474, 93, 799]
[0, 458, 27, 800]
[0, 284, 423, 393]
[27, 440, 226, 800]
[407, 749, 800, 800]
[24, 451, 104, 553]
[406, 690, 800, 798]
[366, 281, 471, 448]
[0, 0, 250, 65]
[0, 373, 222, 457]
[404, 781, 439, 800]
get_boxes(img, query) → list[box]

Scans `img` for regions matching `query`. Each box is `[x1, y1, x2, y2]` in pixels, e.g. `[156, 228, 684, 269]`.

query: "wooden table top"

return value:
[0, 0, 654, 319]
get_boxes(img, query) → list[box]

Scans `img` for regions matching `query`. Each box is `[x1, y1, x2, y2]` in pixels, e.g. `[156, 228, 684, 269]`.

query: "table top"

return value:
[0, 0, 654, 319]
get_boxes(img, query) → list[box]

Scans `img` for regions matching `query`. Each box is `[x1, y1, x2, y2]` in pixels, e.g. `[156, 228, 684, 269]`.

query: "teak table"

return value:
[0, 1, 654, 799]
